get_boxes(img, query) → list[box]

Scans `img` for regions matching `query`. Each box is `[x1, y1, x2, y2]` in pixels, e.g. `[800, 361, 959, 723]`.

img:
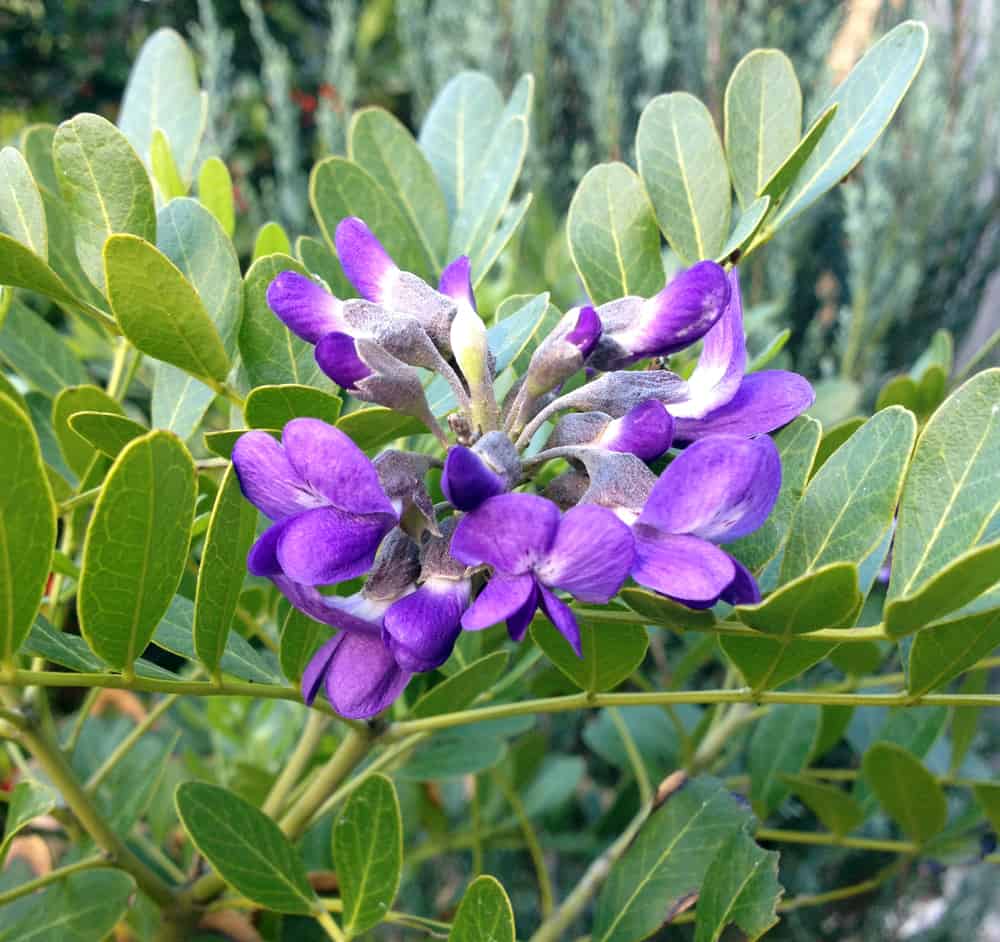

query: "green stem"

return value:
[495, 772, 554, 918]
[13, 717, 177, 907]
[608, 707, 652, 804]
[0, 854, 111, 906]
[63, 688, 102, 755]
[314, 909, 348, 942]
[755, 827, 917, 854]
[105, 338, 132, 400]
[261, 711, 328, 818]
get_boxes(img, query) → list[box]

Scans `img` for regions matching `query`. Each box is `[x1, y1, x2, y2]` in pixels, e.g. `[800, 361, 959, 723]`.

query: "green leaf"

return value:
[51, 385, 124, 477]
[0, 780, 57, 862]
[245, 385, 342, 429]
[152, 197, 242, 438]
[253, 221, 292, 261]
[398, 724, 519, 780]
[241, 254, 333, 389]
[419, 72, 505, 221]
[862, 742, 947, 843]
[887, 540, 1000, 638]
[68, 410, 147, 459]
[0, 146, 47, 258]
[333, 773, 403, 935]
[747, 326, 790, 373]
[0, 301, 88, 398]
[716, 196, 770, 263]
[583, 705, 687, 781]
[472, 193, 533, 287]
[749, 703, 820, 816]
[151, 129, 187, 199]
[336, 407, 427, 453]
[447, 117, 528, 274]
[296, 234, 352, 297]
[198, 156, 235, 237]
[724, 50, 801, 210]
[0, 235, 106, 324]
[156, 595, 279, 684]
[94, 732, 178, 836]
[810, 416, 865, 477]
[780, 775, 864, 836]
[757, 103, 838, 207]
[531, 615, 647, 692]
[310, 157, 428, 278]
[349, 107, 449, 274]
[694, 828, 782, 942]
[176, 781, 318, 914]
[0, 394, 56, 666]
[619, 588, 717, 631]
[950, 671, 986, 773]
[194, 467, 258, 677]
[720, 634, 836, 692]
[411, 651, 509, 718]
[876, 374, 920, 413]
[119, 27, 206, 182]
[781, 406, 916, 582]
[104, 234, 229, 384]
[636, 92, 731, 264]
[767, 21, 929, 230]
[594, 776, 751, 942]
[973, 783, 1000, 834]
[726, 416, 821, 578]
[735, 562, 861, 634]
[0, 870, 135, 942]
[54, 113, 156, 291]
[907, 605, 1000, 696]
[449, 875, 516, 942]
[887, 370, 1000, 620]
[78, 431, 196, 671]
[567, 162, 664, 305]
[279, 605, 333, 684]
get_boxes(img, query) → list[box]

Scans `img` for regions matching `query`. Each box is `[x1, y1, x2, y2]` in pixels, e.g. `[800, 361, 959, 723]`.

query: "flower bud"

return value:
[374, 450, 439, 535]
[441, 431, 521, 511]
[525, 305, 602, 397]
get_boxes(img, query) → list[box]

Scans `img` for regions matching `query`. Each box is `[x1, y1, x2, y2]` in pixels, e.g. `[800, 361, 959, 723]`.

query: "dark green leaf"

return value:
[780, 775, 864, 836]
[448, 875, 515, 942]
[694, 828, 782, 942]
[194, 467, 259, 677]
[810, 416, 865, 477]
[757, 103, 838, 205]
[94, 732, 177, 835]
[636, 92, 731, 264]
[950, 671, 987, 772]
[862, 742, 947, 843]
[973, 783, 1000, 834]
[724, 49, 801, 210]
[333, 773, 403, 935]
[907, 605, 1000, 696]
[296, 234, 351, 297]
[54, 113, 156, 291]
[0, 145, 47, 258]
[245, 385, 342, 429]
[279, 605, 333, 685]
[749, 703, 820, 816]
[876, 374, 920, 413]
[0, 393, 56, 665]
[619, 588, 717, 631]
[336, 407, 427, 453]
[104, 234, 229, 384]
[176, 781, 318, 914]
[411, 651, 509, 718]
[567, 162, 664, 305]
[397, 730, 508, 781]
[0, 780, 57, 861]
[735, 562, 861, 634]
[78, 431, 196, 671]
[594, 776, 751, 942]
[68, 411, 147, 459]
[768, 22, 928, 229]
[720, 634, 836, 692]
[51, 385, 124, 477]
[531, 615, 647, 692]
[716, 196, 770, 263]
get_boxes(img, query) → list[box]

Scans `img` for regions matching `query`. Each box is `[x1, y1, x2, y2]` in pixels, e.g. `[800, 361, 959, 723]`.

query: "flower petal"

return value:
[232, 431, 317, 520]
[538, 585, 582, 656]
[281, 418, 396, 517]
[324, 631, 411, 719]
[334, 217, 398, 302]
[639, 435, 781, 542]
[314, 332, 373, 391]
[631, 527, 736, 608]
[441, 445, 506, 512]
[506, 580, 541, 642]
[565, 305, 602, 358]
[461, 572, 537, 631]
[301, 633, 340, 705]
[438, 255, 476, 311]
[720, 556, 761, 606]
[450, 493, 560, 574]
[273, 577, 389, 634]
[536, 503, 635, 603]
[247, 518, 290, 577]
[669, 268, 746, 419]
[276, 506, 394, 585]
[674, 370, 815, 439]
[266, 271, 344, 343]
[598, 399, 675, 461]
[382, 578, 469, 672]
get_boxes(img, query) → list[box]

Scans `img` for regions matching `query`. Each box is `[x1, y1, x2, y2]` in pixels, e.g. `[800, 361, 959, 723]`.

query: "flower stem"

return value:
[314, 908, 348, 942]
[755, 827, 917, 854]
[261, 711, 328, 818]
[0, 854, 111, 906]
[495, 771, 554, 917]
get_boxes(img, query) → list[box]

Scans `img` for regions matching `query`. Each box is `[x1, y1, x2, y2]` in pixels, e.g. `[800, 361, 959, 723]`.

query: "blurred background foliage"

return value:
[2, 2, 999, 938]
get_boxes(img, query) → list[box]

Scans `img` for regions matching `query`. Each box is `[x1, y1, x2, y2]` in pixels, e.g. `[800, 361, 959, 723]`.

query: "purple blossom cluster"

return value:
[232, 218, 814, 718]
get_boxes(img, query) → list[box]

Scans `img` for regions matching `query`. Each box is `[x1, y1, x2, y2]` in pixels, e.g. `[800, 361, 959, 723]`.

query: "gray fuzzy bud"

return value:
[544, 411, 611, 450]
[374, 450, 439, 535]
[419, 518, 468, 581]
[547, 370, 688, 418]
[364, 528, 421, 600]
[388, 272, 457, 353]
[342, 300, 448, 374]
[473, 431, 521, 489]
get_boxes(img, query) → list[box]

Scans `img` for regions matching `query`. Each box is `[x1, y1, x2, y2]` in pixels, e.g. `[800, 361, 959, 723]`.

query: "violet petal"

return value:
[720, 556, 761, 606]
[334, 217, 398, 302]
[538, 585, 582, 656]
[382, 578, 469, 672]
[232, 431, 318, 520]
[314, 331, 374, 391]
[462, 572, 537, 631]
[598, 399, 675, 461]
[266, 271, 344, 343]
[438, 255, 476, 311]
[631, 526, 735, 608]
[301, 633, 341, 705]
[441, 446, 506, 512]
[450, 493, 560, 574]
[323, 631, 411, 719]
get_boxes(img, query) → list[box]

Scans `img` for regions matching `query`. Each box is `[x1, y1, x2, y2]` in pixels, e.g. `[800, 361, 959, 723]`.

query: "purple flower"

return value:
[590, 261, 731, 369]
[441, 431, 521, 512]
[266, 271, 347, 343]
[451, 494, 635, 654]
[669, 269, 814, 439]
[232, 419, 398, 586]
[630, 435, 781, 607]
[544, 400, 675, 463]
[524, 306, 602, 397]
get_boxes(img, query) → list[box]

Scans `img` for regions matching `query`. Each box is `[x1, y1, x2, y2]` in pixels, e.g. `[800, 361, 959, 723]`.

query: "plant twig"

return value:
[0, 854, 112, 906]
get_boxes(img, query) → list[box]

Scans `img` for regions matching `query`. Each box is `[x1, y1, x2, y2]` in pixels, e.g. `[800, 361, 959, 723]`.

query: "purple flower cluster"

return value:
[233, 218, 814, 718]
